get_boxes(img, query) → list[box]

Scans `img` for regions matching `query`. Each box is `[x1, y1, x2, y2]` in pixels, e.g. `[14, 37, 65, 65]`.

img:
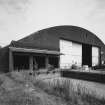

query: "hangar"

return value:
[0, 25, 105, 72]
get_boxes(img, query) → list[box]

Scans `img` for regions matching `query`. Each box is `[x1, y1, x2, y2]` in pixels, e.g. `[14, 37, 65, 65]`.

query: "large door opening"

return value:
[82, 44, 92, 67]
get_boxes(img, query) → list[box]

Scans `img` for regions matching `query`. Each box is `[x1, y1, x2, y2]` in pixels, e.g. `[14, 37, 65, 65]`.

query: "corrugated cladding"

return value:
[17, 25, 104, 49]
[17, 30, 59, 51]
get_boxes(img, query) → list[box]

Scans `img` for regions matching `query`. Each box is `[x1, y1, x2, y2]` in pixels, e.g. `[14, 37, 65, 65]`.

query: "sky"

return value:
[0, 0, 105, 46]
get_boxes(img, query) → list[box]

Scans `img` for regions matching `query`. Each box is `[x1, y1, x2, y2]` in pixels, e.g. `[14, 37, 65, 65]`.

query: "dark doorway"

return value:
[13, 54, 29, 70]
[34, 56, 46, 69]
[49, 56, 59, 68]
[82, 44, 92, 67]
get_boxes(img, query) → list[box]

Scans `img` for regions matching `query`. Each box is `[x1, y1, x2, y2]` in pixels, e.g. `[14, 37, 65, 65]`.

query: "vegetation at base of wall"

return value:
[33, 77, 105, 105]
[11, 70, 105, 105]
[0, 70, 105, 105]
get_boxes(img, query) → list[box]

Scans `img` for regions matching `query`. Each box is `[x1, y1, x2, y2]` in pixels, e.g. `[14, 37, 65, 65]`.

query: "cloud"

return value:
[86, 0, 105, 21]
[0, 0, 30, 14]
[0, 0, 105, 46]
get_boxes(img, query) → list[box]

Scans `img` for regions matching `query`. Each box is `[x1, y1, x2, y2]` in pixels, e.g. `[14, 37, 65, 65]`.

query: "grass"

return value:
[0, 71, 38, 105]
[0, 89, 37, 105]
[0, 71, 65, 105]
[34, 78, 105, 105]
[0, 70, 105, 105]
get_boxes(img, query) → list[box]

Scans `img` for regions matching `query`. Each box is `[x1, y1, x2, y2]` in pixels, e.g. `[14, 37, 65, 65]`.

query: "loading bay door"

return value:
[60, 39, 100, 68]
[92, 46, 99, 66]
[60, 39, 82, 68]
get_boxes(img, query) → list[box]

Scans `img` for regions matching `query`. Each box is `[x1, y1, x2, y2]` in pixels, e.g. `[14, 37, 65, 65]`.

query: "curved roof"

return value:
[10, 25, 104, 51]
[41, 25, 104, 46]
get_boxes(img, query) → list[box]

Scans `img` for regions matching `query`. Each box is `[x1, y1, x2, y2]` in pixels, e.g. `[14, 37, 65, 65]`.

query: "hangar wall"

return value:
[0, 25, 104, 72]
[17, 26, 104, 52]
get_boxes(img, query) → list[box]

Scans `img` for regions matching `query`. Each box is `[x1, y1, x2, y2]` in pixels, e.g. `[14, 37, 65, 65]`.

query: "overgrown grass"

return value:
[0, 71, 37, 105]
[34, 78, 105, 105]
[0, 71, 60, 105]
[1, 70, 105, 105]
[0, 88, 37, 105]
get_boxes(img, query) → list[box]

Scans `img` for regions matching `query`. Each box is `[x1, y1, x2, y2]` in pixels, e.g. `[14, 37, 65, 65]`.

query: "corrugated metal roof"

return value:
[9, 47, 62, 55]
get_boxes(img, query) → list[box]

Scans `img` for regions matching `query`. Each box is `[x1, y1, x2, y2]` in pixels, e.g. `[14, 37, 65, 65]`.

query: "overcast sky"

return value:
[0, 0, 105, 46]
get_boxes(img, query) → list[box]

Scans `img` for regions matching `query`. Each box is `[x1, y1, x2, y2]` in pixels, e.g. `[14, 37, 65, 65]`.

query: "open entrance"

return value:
[13, 54, 29, 70]
[82, 44, 92, 67]
[13, 52, 60, 70]
[48, 56, 59, 68]
[33, 56, 46, 69]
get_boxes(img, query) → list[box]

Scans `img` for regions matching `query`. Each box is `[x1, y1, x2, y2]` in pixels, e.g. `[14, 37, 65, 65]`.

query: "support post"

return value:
[29, 55, 33, 70]
[57, 56, 60, 68]
[58, 56, 60, 68]
[45, 56, 49, 69]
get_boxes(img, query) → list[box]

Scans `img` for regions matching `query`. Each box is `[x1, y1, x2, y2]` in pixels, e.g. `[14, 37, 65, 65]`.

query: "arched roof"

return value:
[10, 25, 104, 51]
[40, 25, 104, 47]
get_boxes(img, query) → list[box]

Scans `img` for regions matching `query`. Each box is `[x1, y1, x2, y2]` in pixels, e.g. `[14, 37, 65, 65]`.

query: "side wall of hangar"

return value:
[0, 25, 105, 72]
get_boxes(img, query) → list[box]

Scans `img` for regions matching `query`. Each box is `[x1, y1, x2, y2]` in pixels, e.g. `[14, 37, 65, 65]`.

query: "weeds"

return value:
[1, 71, 105, 105]
[0, 90, 37, 105]
[35, 78, 105, 105]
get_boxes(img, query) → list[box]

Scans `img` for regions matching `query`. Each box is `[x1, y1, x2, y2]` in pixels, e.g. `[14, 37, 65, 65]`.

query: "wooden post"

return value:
[45, 56, 49, 69]
[58, 56, 60, 68]
[29, 55, 33, 70]
[9, 50, 14, 71]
